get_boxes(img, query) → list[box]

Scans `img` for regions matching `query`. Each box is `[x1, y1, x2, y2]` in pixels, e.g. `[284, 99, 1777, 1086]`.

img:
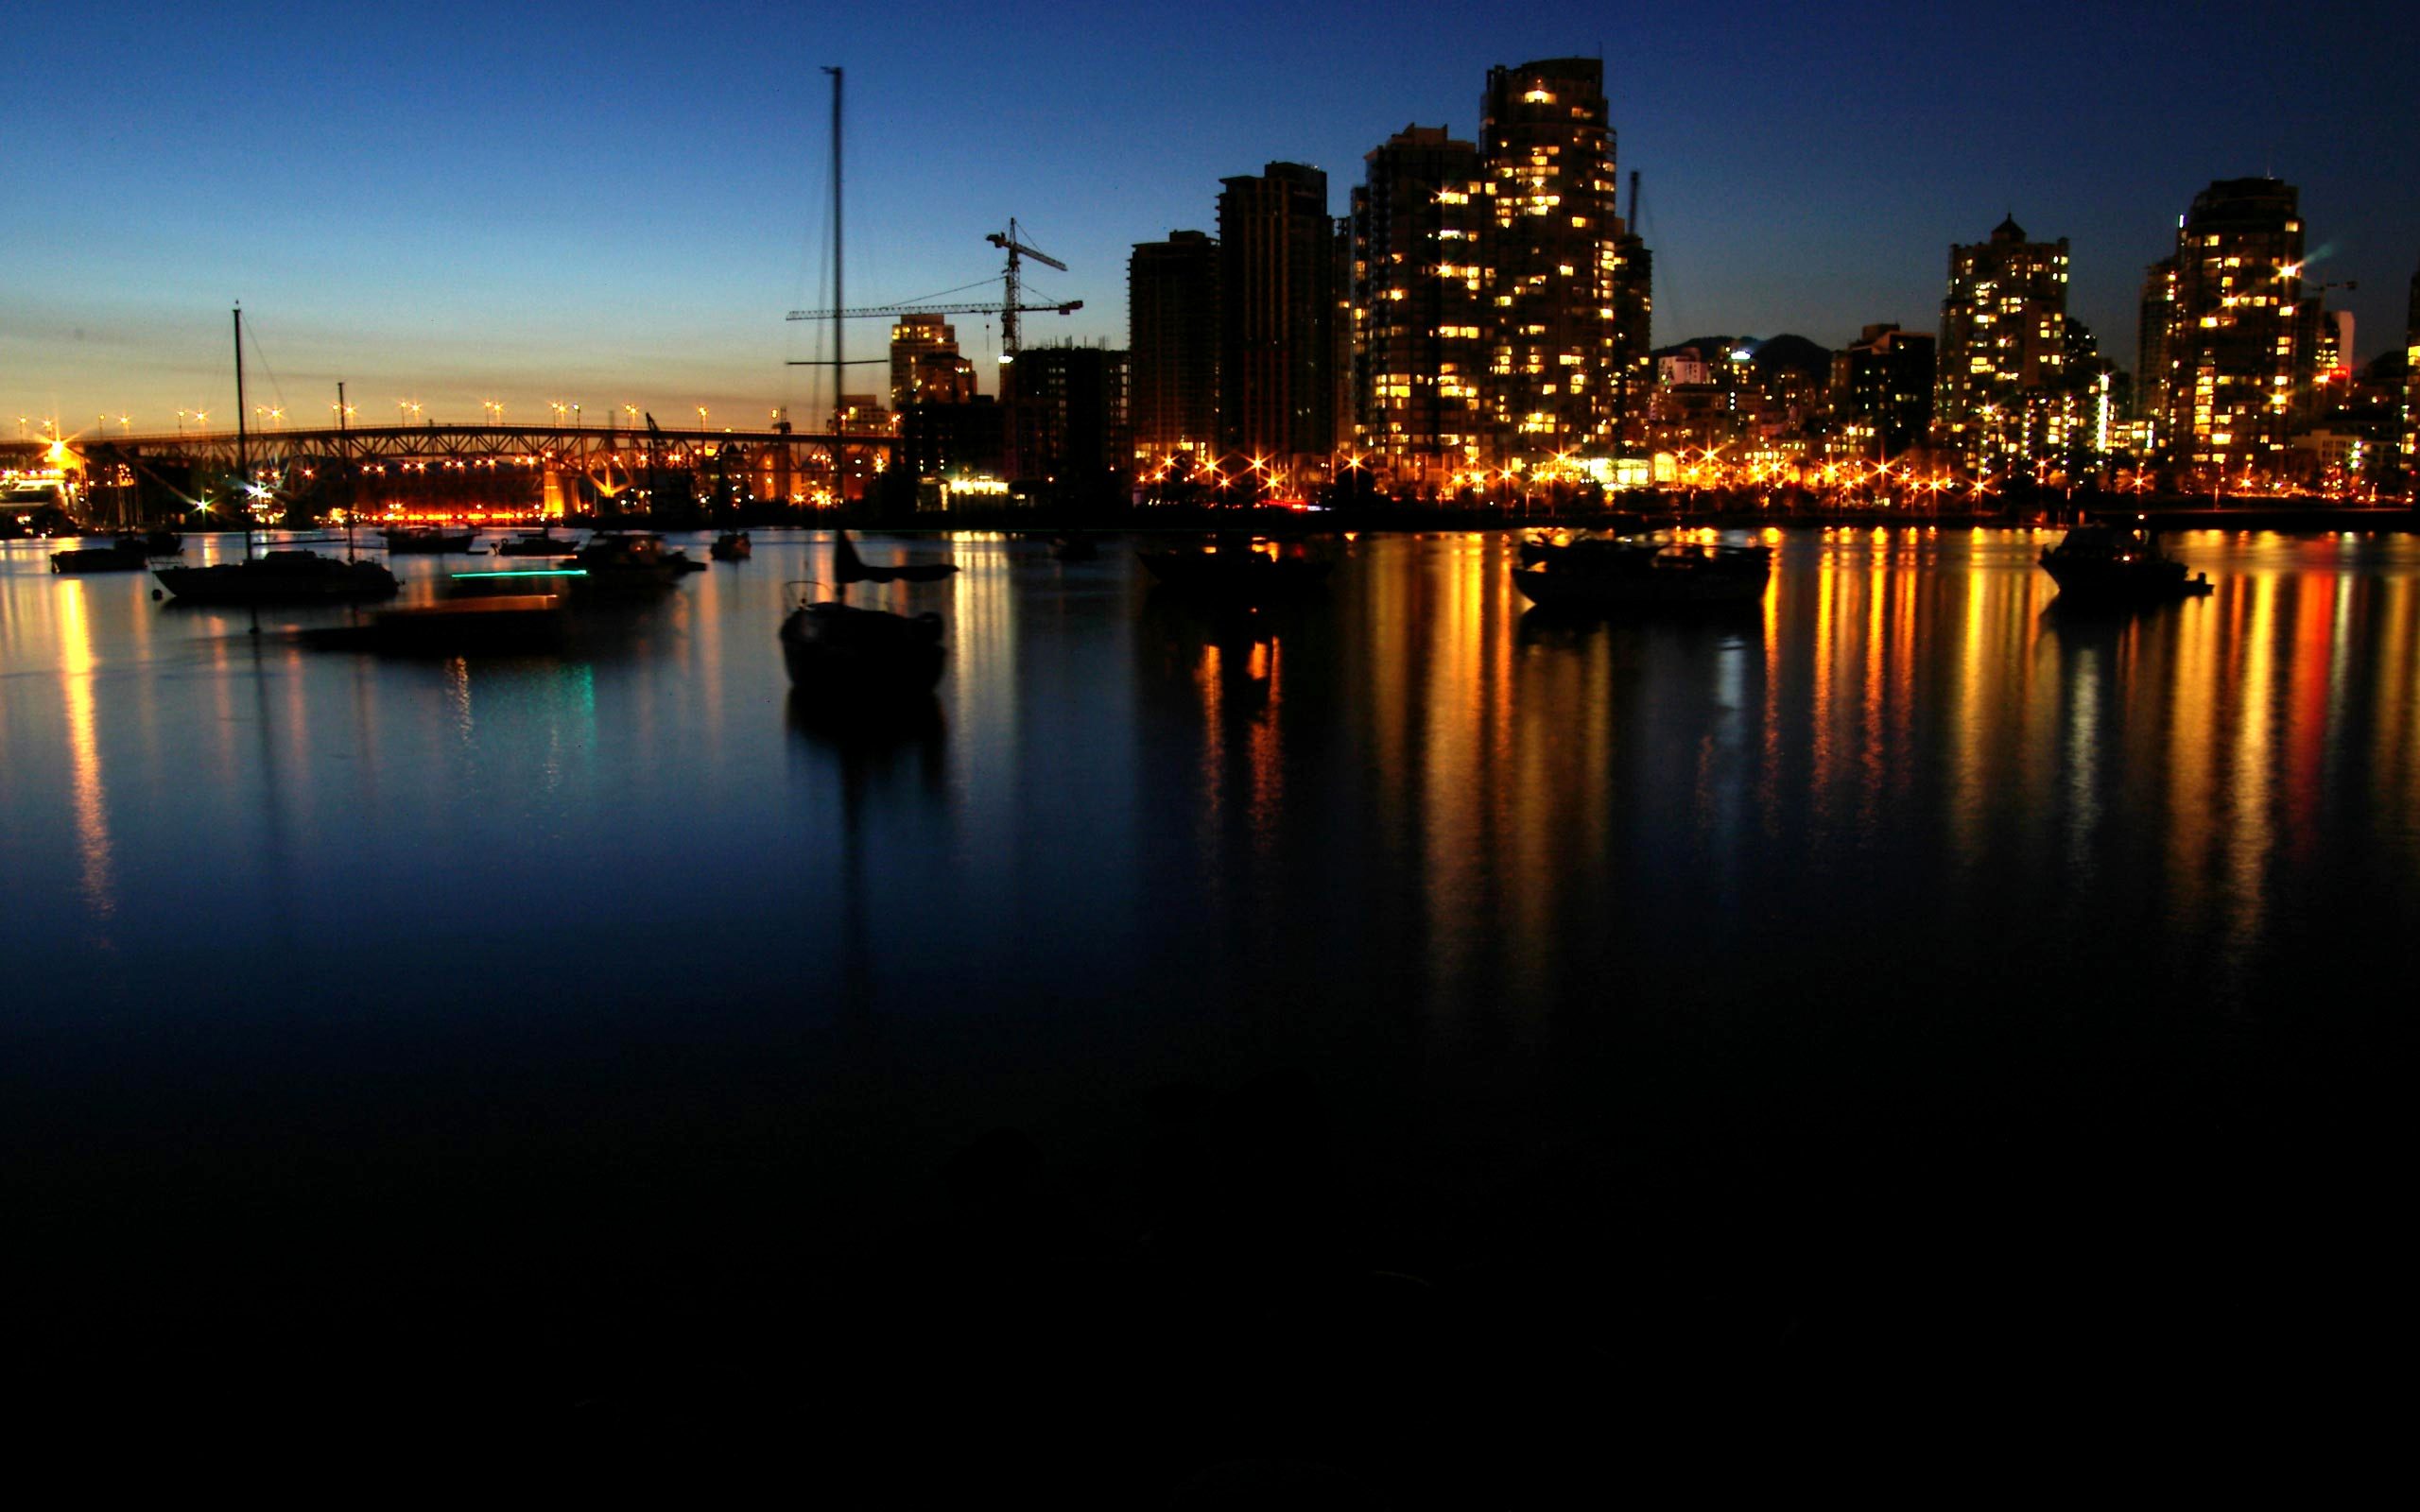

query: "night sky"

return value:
[4, 1, 2413, 435]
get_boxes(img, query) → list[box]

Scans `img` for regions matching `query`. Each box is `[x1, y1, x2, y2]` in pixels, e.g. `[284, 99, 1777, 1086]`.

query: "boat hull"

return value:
[779, 602, 944, 700]
[2039, 554, 2209, 601]
[381, 531, 477, 554]
[1512, 553, 1770, 611]
[154, 552, 400, 604]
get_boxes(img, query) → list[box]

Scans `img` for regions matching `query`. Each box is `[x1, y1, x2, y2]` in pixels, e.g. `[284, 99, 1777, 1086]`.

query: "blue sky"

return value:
[4, 1, 2413, 436]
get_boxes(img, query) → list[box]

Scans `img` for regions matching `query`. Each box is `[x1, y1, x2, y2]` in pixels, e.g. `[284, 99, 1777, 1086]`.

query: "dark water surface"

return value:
[4, 527, 2411, 1465]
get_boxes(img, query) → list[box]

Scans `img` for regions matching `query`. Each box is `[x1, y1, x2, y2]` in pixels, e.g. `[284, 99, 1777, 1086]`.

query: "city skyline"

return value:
[4, 1, 2415, 433]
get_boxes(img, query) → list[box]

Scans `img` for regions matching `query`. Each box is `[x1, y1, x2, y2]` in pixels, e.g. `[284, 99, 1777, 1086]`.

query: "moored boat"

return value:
[155, 549, 400, 603]
[1511, 536, 1770, 611]
[567, 530, 683, 593]
[779, 599, 945, 701]
[53, 539, 152, 574]
[381, 527, 478, 554]
[710, 531, 752, 561]
[496, 527, 578, 557]
[2038, 520, 2211, 601]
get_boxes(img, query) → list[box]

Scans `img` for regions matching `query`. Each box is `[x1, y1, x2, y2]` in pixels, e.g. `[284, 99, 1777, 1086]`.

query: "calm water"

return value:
[4, 526, 2412, 1436]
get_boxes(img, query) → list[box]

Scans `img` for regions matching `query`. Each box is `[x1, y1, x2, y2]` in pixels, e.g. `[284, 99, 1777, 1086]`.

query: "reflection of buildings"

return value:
[1352, 125, 1486, 490]
[1129, 230, 1220, 470]
[1935, 215, 2069, 461]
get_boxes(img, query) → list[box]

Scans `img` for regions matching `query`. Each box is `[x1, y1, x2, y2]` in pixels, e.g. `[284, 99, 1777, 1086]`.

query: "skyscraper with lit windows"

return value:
[2403, 259, 2418, 478]
[1128, 230, 1220, 469]
[1935, 215, 2069, 460]
[1351, 125, 1485, 490]
[1217, 163, 1339, 482]
[2154, 178, 2306, 478]
[1480, 58, 1635, 465]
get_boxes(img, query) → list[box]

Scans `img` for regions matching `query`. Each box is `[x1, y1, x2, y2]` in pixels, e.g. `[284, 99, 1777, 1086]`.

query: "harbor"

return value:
[5, 524, 2412, 1458]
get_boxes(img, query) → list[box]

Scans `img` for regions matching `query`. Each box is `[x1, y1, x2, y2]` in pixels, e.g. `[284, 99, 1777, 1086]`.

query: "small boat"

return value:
[567, 530, 683, 593]
[2038, 520, 2212, 601]
[1139, 539, 1333, 601]
[152, 307, 401, 605]
[131, 528, 183, 557]
[779, 599, 945, 700]
[1511, 536, 1770, 611]
[779, 535, 949, 701]
[381, 527, 478, 554]
[53, 539, 152, 574]
[155, 549, 400, 604]
[302, 593, 569, 654]
[710, 531, 752, 561]
[666, 547, 707, 575]
[496, 527, 578, 558]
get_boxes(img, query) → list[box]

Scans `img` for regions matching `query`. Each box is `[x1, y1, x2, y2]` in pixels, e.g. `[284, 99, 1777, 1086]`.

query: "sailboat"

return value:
[780, 534, 946, 700]
[775, 75, 948, 705]
[153, 307, 398, 605]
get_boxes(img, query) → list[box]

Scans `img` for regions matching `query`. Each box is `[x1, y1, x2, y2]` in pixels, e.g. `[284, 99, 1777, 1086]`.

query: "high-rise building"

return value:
[1351, 125, 1486, 490]
[1479, 58, 1628, 462]
[2405, 260, 2420, 476]
[1218, 163, 1339, 482]
[1935, 215, 2069, 459]
[890, 315, 963, 411]
[1013, 341, 1131, 502]
[1128, 230, 1220, 468]
[2155, 178, 2307, 477]
[2135, 258, 2179, 436]
[1831, 323, 1936, 457]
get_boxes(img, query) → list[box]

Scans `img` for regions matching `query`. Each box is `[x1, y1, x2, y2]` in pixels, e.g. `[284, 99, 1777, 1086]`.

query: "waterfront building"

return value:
[1218, 163, 1340, 486]
[2405, 261, 2419, 475]
[1479, 57, 1640, 465]
[1128, 230, 1220, 472]
[1935, 215, 2069, 462]
[890, 316, 963, 411]
[2153, 177, 2307, 478]
[901, 396, 1006, 492]
[1012, 341, 1131, 504]
[1830, 323, 1936, 458]
[2135, 258, 2179, 440]
[1351, 125, 1487, 491]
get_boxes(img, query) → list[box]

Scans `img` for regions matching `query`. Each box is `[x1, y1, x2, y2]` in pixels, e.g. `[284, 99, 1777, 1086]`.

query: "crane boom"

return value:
[785, 300, 1081, 321]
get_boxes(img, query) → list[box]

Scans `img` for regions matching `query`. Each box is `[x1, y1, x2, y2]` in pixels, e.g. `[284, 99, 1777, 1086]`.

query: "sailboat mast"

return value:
[826, 64, 843, 438]
[233, 304, 252, 559]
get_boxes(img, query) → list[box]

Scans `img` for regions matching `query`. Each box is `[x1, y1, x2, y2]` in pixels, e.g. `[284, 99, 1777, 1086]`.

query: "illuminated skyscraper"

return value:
[1480, 58, 1636, 464]
[2404, 260, 2418, 475]
[1935, 215, 2069, 459]
[888, 315, 963, 411]
[2135, 257, 2179, 436]
[1218, 163, 1340, 482]
[1351, 125, 1485, 490]
[1128, 230, 1220, 468]
[2155, 178, 2306, 477]
[1831, 323, 1936, 458]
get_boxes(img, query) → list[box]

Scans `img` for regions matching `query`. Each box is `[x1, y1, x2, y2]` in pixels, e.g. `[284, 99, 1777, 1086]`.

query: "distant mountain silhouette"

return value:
[1655, 334, 1832, 380]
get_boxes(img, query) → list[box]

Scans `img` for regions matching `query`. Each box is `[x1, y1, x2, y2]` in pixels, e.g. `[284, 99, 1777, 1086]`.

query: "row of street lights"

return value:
[18, 403, 750, 439]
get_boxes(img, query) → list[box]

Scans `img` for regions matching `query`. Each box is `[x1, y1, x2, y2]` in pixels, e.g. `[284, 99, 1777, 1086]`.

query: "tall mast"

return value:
[233, 303, 251, 559]
[825, 64, 842, 437]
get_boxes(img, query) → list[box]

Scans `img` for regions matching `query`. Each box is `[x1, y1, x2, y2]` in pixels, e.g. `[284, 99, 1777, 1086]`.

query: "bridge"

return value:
[75, 421, 899, 514]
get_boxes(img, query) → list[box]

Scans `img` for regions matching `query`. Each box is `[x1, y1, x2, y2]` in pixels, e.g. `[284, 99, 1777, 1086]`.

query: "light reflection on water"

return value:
[0, 525, 2414, 1114]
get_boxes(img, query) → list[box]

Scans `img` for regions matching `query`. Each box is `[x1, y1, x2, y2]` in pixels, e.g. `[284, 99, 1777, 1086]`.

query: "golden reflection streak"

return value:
[2375, 573, 2415, 824]
[2225, 571, 2278, 950]
[1810, 536, 1838, 822]
[56, 580, 118, 930]
[2164, 562, 2221, 933]
[1422, 538, 1487, 1020]
[1948, 536, 1991, 864]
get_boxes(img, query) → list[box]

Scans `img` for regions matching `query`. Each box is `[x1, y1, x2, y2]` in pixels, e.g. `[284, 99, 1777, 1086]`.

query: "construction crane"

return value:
[786, 219, 1080, 393]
